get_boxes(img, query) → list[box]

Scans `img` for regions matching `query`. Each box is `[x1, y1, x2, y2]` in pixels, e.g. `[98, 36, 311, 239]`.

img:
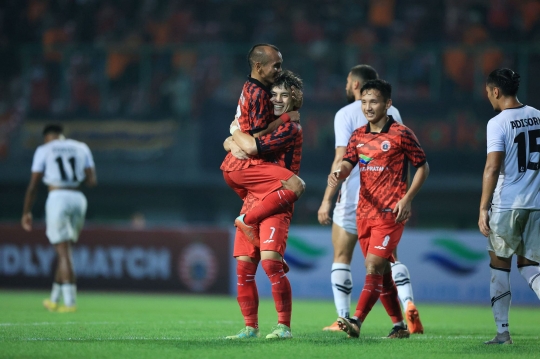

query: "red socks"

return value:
[236, 260, 259, 328]
[244, 190, 298, 225]
[354, 274, 383, 322]
[261, 259, 292, 328]
[379, 272, 404, 324]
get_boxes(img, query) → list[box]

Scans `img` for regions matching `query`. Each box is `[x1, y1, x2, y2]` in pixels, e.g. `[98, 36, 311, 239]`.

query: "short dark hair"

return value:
[486, 68, 520, 96]
[360, 79, 392, 102]
[43, 124, 63, 136]
[247, 43, 280, 71]
[350, 64, 378, 83]
[273, 70, 303, 91]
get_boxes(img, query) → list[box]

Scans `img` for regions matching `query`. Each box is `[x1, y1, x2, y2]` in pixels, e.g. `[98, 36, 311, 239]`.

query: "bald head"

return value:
[246, 43, 283, 87]
[247, 44, 280, 71]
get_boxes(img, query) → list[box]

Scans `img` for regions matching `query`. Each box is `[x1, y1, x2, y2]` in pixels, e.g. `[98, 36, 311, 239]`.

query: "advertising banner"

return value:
[230, 227, 539, 305]
[0, 225, 230, 294]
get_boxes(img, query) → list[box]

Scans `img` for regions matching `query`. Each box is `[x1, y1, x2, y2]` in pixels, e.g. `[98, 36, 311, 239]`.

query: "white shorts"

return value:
[332, 201, 357, 235]
[488, 209, 540, 262]
[45, 190, 88, 244]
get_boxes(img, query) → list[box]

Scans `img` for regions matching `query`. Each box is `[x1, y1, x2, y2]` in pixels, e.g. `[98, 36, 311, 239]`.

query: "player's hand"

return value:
[229, 140, 249, 160]
[317, 201, 332, 225]
[288, 111, 300, 123]
[291, 86, 303, 110]
[393, 198, 411, 223]
[478, 209, 491, 237]
[328, 170, 341, 188]
[21, 212, 33, 232]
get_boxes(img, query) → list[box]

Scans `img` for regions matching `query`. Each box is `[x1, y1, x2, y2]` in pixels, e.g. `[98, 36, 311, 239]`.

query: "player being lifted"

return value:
[479, 68, 540, 345]
[221, 44, 304, 247]
[328, 80, 429, 339]
[22, 124, 97, 313]
[318, 65, 424, 333]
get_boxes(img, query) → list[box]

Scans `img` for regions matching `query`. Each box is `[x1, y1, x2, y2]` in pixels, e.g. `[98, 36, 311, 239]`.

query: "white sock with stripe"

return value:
[391, 261, 414, 309]
[331, 263, 352, 318]
[490, 266, 511, 333]
[50, 282, 61, 303]
[518, 264, 540, 300]
[61, 284, 77, 307]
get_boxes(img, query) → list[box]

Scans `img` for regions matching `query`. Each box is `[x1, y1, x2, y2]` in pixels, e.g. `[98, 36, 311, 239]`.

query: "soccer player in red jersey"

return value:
[220, 44, 305, 245]
[328, 79, 430, 339]
[223, 70, 304, 340]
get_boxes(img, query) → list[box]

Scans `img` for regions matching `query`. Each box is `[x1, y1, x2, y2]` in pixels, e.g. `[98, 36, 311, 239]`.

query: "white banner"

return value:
[229, 227, 539, 304]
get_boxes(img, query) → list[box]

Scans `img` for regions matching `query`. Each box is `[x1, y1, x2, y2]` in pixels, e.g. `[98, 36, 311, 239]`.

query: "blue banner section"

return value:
[230, 227, 539, 305]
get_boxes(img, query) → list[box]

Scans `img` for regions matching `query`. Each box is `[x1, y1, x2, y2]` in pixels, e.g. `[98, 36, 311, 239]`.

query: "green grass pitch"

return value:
[1, 290, 539, 359]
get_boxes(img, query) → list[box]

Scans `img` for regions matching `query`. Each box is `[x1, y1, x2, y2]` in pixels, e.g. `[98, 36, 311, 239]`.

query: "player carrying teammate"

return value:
[221, 44, 304, 246]
[479, 68, 540, 345]
[328, 79, 429, 339]
[318, 65, 423, 333]
[21, 124, 97, 313]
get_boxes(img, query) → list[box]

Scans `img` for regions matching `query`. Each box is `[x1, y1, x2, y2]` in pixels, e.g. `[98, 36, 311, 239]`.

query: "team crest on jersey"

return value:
[381, 141, 391, 152]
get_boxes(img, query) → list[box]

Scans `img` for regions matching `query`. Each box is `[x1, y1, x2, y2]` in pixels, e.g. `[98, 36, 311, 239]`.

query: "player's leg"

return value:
[259, 214, 292, 339]
[517, 209, 540, 300]
[324, 222, 356, 331]
[392, 248, 424, 334]
[485, 251, 513, 344]
[54, 240, 77, 312]
[223, 171, 248, 200]
[226, 228, 261, 339]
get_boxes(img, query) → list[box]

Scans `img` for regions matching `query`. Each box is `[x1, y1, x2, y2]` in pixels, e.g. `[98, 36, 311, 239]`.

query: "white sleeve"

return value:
[334, 109, 354, 148]
[30, 146, 46, 173]
[391, 107, 403, 124]
[486, 120, 505, 153]
[83, 143, 95, 168]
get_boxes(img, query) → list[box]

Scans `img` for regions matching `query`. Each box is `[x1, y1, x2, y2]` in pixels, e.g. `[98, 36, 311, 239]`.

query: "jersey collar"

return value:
[247, 75, 272, 96]
[365, 115, 396, 133]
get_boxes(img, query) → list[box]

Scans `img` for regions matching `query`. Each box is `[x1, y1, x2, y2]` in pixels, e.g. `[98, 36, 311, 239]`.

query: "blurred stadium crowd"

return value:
[0, 0, 539, 120]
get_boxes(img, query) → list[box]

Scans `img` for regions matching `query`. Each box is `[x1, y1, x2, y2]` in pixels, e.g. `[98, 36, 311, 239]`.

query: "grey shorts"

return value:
[488, 209, 540, 262]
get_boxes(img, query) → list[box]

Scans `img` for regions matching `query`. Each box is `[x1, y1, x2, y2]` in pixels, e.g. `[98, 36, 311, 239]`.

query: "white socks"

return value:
[61, 283, 77, 307]
[331, 263, 353, 318]
[50, 283, 61, 303]
[490, 266, 511, 333]
[518, 265, 540, 300]
[391, 261, 414, 308]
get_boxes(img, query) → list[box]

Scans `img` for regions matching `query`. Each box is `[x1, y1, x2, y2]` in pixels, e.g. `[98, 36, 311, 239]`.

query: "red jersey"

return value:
[256, 122, 303, 175]
[221, 77, 275, 172]
[343, 116, 426, 220]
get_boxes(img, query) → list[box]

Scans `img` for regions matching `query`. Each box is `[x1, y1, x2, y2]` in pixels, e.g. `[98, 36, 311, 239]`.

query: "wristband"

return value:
[281, 113, 291, 123]
[230, 125, 239, 135]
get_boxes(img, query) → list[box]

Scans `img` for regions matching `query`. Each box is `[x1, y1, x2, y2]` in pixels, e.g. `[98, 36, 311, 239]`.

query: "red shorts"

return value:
[223, 164, 294, 201]
[233, 211, 291, 261]
[357, 217, 404, 262]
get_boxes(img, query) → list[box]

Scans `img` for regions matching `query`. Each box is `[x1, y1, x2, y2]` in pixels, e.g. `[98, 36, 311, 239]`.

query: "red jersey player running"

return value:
[328, 79, 429, 339]
[221, 44, 305, 246]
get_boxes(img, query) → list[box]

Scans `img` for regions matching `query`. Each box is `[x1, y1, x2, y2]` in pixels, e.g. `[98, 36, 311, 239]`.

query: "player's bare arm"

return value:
[253, 111, 300, 138]
[21, 172, 44, 231]
[84, 167, 98, 188]
[478, 151, 504, 237]
[223, 136, 249, 160]
[393, 162, 430, 223]
[328, 161, 353, 188]
[318, 146, 346, 225]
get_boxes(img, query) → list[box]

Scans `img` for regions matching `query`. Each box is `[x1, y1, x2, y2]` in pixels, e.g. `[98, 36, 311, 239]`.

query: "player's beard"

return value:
[346, 89, 355, 104]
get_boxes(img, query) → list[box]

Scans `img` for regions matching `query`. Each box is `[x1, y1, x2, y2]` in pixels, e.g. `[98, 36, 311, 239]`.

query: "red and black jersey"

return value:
[343, 116, 426, 219]
[221, 77, 275, 172]
[256, 122, 303, 175]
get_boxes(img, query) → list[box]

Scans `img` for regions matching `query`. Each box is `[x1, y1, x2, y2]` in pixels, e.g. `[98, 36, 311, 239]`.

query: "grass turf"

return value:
[1, 290, 539, 359]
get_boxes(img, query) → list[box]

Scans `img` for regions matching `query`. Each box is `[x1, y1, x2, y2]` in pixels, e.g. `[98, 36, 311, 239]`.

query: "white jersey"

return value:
[487, 105, 540, 211]
[334, 101, 403, 206]
[31, 138, 95, 187]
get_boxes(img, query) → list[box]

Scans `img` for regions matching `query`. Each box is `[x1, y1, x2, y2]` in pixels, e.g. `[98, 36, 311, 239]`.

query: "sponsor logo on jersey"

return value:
[374, 246, 386, 250]
[356, 143, 364, 147]
[263, 239, 274, 244]
[359, 154, 372, 165]
[381, 140, 391, 151]
[360, 166, 386, 172]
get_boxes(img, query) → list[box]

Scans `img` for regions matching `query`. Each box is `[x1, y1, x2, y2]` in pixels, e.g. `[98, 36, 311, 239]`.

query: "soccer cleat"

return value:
[235, 214, 260, 247]
[42, 299, 58, 312]
[265, 324, 292, 339]
[322, 321, 342, 331]
[406, 301, 424, 334]
[56, 305, 77, 313]
[484, 331, 513, 345]
[225, 326, 259, 339]
[337, 317, 360, 338]
[386, 325, 410, 339]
